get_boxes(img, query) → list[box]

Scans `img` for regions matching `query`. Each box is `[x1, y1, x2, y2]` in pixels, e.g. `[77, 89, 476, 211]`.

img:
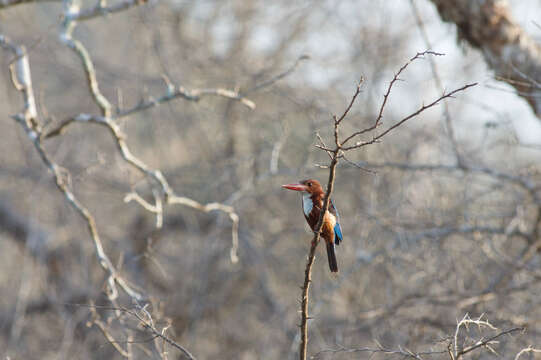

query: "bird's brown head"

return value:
[282, 179, 323, 195]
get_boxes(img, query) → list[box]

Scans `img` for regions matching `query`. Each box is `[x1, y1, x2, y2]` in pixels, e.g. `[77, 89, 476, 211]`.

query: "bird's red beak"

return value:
[282, 183, 307, 192]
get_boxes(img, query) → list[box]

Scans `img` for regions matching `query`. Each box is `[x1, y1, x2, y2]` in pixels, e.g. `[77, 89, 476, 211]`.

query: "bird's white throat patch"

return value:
[302, 193, 313, 216]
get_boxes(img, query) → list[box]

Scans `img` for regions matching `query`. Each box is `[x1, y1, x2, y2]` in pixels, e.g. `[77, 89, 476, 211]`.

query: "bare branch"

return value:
[299, 153, 338, 360]
[169, 196, 239, 264]
[313, 321, 523, 360]
[335, 78, 363, 126]
[341, 51, 445, 147]
[453, 314, 523, 359]
[124, 190, 163, 229]
[341, 154, 376, 174]
[342, 160, 539, 194]
[60, 0, 113, 117]
[126, 305, 197, 360]
[247, 54, 310, 93]
[89, 303, 130, 358]
[270, 121, 289, 174]
[73, 302, 196, 359]
[1, 37, 143, 301]
[509, 62, 541, 90]
[0, 35, 38, 129]
[46, 113, 241, 263]
[43, 83, 255, 139]
[0, 0, 58, 8]
[342, 82, 477, 151]
[300, 75, 363, 359]
[313, 344, 446, 360]
[315, 132, 332, 159]
[72, 0, 148, 21]
[17, 122, 143, 300]
[458, 327, 523, 358]
[515, 346, 541, 360]
[117, 86, 256, 118]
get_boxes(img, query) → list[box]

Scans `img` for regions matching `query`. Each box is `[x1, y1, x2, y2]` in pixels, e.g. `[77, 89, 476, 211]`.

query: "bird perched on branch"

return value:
[282, 179, 343, 272]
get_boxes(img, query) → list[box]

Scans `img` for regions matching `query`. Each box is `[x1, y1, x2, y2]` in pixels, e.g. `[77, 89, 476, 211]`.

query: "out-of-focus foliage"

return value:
[1, 0, 541, 359]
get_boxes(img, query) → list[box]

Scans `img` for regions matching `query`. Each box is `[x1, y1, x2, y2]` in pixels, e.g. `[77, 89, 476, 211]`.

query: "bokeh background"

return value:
[1, 0, 541, 359]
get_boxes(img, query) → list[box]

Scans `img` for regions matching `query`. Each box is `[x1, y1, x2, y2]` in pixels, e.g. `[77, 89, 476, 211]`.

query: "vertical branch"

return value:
[299, 93, 346, 360]
[60, 0, 113, 117]
[0, 35, 38, 128]
[299, 154, 338, 360]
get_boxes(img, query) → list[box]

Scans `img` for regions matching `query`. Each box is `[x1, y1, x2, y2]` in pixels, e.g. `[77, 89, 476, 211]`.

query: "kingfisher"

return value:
[282, 179, 343, 272]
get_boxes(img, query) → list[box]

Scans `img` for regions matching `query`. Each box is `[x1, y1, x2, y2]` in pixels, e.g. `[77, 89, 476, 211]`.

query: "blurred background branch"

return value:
[1, 0, 541, 359]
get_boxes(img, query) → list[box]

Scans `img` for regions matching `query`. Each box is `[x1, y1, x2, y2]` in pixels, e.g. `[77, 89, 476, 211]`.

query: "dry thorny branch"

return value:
[299, 51, 477, 360]
[312, 314, 523, 360]
[451, 314, 522, 360]
[83, 302, 196, 359]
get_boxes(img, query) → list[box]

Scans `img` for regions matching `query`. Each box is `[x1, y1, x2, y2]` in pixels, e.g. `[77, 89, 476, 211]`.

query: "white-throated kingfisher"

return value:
[282, 179, 343, 272]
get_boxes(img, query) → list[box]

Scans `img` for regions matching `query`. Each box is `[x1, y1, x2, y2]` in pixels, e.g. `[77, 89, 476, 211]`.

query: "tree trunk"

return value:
[428, 0, 541, 118]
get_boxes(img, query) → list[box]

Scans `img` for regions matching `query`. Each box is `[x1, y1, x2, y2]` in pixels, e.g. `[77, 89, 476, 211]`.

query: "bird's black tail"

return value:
[326, 242, 338, 273]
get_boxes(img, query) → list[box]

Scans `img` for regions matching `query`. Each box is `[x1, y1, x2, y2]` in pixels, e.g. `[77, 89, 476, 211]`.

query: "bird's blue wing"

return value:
[334, 222, 343, 245]
[330, 199, 343, 245]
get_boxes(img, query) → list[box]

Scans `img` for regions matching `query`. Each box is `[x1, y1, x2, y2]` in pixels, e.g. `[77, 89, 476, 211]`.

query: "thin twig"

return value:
[515, 346, 541, 360]
[42, 84, 255, 139]
[69, 302, 196, 359]
[335, 78, 363, 126]
[118, 86, 256, 117]
[247, 54, 310, 93]
[341, 51, 444, 147]
[342, 82, 477, 151]
[127, 306, 197, 360]
[343, 160, 538, 193]
[312, 345, 446, 360]
[60, 0, 113, 117]
[0, 35, 38, 129]
[47, 113, 241, 263]
[452, 314, 522, 360]
[457, 327, 522, 358]
[89, 303, 130, 358]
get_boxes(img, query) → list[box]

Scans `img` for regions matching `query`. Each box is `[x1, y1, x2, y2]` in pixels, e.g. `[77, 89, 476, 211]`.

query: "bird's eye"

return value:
[307, 182, 312, 187]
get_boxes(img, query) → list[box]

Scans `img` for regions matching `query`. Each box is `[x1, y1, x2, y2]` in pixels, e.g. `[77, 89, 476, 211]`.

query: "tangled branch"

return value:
[82, 302, 197, 359]
[0, 35, 142, 301]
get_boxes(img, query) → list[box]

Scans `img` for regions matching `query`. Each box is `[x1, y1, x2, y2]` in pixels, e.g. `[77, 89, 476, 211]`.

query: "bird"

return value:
[282, 179, 343, 272]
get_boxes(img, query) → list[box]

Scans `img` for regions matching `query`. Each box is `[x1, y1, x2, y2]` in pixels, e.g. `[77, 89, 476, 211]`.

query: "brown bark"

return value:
[428, 0, 541, 118]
